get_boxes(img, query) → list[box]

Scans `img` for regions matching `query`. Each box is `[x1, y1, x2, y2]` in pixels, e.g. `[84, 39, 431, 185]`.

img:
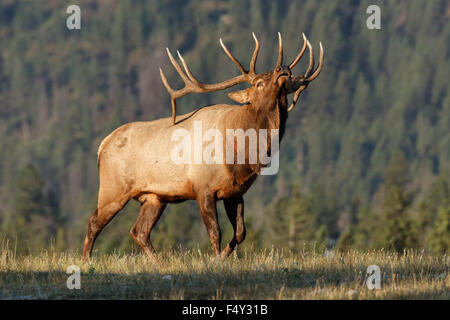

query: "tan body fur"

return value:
[97, 104, 268, 207]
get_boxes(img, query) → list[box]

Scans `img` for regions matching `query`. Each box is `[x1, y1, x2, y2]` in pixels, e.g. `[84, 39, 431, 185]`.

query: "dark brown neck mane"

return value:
[226, 91, 288, 187]
[246, 89, 288, 141]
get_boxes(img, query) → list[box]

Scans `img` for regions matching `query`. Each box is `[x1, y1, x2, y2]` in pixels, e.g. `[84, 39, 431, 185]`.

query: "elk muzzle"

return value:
[275, 66, 291, 86]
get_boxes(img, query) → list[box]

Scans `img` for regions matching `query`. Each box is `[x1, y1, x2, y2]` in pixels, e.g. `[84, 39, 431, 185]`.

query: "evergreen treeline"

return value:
[0, 0, 448, 254]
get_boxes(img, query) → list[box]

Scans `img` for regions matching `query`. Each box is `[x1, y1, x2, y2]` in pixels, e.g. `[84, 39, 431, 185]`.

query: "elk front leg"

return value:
[221, 195, 246, 257]
[130, 194, 166, 259]
[197, 192, 221, 256]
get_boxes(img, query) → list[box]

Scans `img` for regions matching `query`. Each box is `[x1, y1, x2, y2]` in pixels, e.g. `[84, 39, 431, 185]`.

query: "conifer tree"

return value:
[427, 206, 450, 254]
[13, 165, 54, 251]
[285, 186, 314, 251]
[373, 186, 417, 252]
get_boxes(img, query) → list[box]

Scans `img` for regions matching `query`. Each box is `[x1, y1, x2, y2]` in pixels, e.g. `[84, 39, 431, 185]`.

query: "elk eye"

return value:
[257, 81, 265, 88]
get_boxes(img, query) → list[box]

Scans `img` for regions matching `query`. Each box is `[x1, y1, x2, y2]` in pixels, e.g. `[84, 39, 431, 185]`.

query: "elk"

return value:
[82, 33, 323, 260]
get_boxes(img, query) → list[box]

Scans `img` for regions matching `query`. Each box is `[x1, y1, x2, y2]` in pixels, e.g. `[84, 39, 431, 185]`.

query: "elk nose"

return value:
[277, 66, 290, 74]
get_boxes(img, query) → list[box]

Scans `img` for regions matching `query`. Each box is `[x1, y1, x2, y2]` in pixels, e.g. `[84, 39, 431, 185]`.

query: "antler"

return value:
[160, 34, 260, 124]
[276, 32, 283, 67]
[287, 37, 324, 112]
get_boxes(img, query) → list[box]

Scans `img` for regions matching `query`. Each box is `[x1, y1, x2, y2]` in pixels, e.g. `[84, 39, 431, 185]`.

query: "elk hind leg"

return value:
[83, 198, 129, 260]
[130, 194, 166, 259]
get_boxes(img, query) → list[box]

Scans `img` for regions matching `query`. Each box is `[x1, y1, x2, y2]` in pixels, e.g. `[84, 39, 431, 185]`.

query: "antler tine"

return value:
[287, 41, 324, 112]
[219, 38, 247, 75]
[166, 48, 191, 85]
[159, 67, 178, 124]
[159, 67, 173, 95]
[305, 42, 323, 81]
[287, 84, 307, 112]
[304, 40, 314, 78]
[276, 32, 283, 67]
[289, 33, 307, 70]
[161, 37, 258, 124]
[177, 50, 200, 85]
[249, 32, 260, 75]
[162, 48, 200, 124]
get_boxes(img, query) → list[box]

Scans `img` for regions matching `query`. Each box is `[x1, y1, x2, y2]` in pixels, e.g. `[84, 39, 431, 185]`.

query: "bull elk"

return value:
[82, 33, 323, 260]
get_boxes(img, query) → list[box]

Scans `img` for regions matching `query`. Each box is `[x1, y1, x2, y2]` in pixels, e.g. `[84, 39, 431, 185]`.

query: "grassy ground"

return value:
[0, 247, 448, 299]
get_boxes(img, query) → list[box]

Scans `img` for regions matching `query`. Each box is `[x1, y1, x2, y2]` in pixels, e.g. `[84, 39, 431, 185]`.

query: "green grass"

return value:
[0, 246, 448, 299]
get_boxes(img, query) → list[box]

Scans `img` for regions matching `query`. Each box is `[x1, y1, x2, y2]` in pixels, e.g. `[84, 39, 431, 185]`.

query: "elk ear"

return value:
[228, 89, 250, 104]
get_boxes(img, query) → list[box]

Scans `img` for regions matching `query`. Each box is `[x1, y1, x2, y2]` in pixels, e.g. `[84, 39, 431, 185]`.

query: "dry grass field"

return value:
[0, 246, 448, 300]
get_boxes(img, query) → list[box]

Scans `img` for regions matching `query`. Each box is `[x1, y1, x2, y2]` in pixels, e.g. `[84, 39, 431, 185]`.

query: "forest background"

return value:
[0, 0, 448, 255]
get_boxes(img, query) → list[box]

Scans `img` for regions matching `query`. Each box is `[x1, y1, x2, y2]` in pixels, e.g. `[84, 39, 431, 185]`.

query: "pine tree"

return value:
[384, 151, 410, 190]
[264, 196, 289, 248]
[353, 207, 377, 249]
[427, 206, 450, 254]
[415, 177, 449, 248]
[336, 225, 354, 252]
[13, 165, 54, 252]
[369, 151, 417, 252]
[314, 224, 328, 253]
[373, 186, 417, 252]
[285, 186, 314, 251]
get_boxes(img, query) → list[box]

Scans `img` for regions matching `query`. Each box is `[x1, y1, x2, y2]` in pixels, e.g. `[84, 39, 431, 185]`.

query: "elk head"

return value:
[160, 32, 323, 124]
